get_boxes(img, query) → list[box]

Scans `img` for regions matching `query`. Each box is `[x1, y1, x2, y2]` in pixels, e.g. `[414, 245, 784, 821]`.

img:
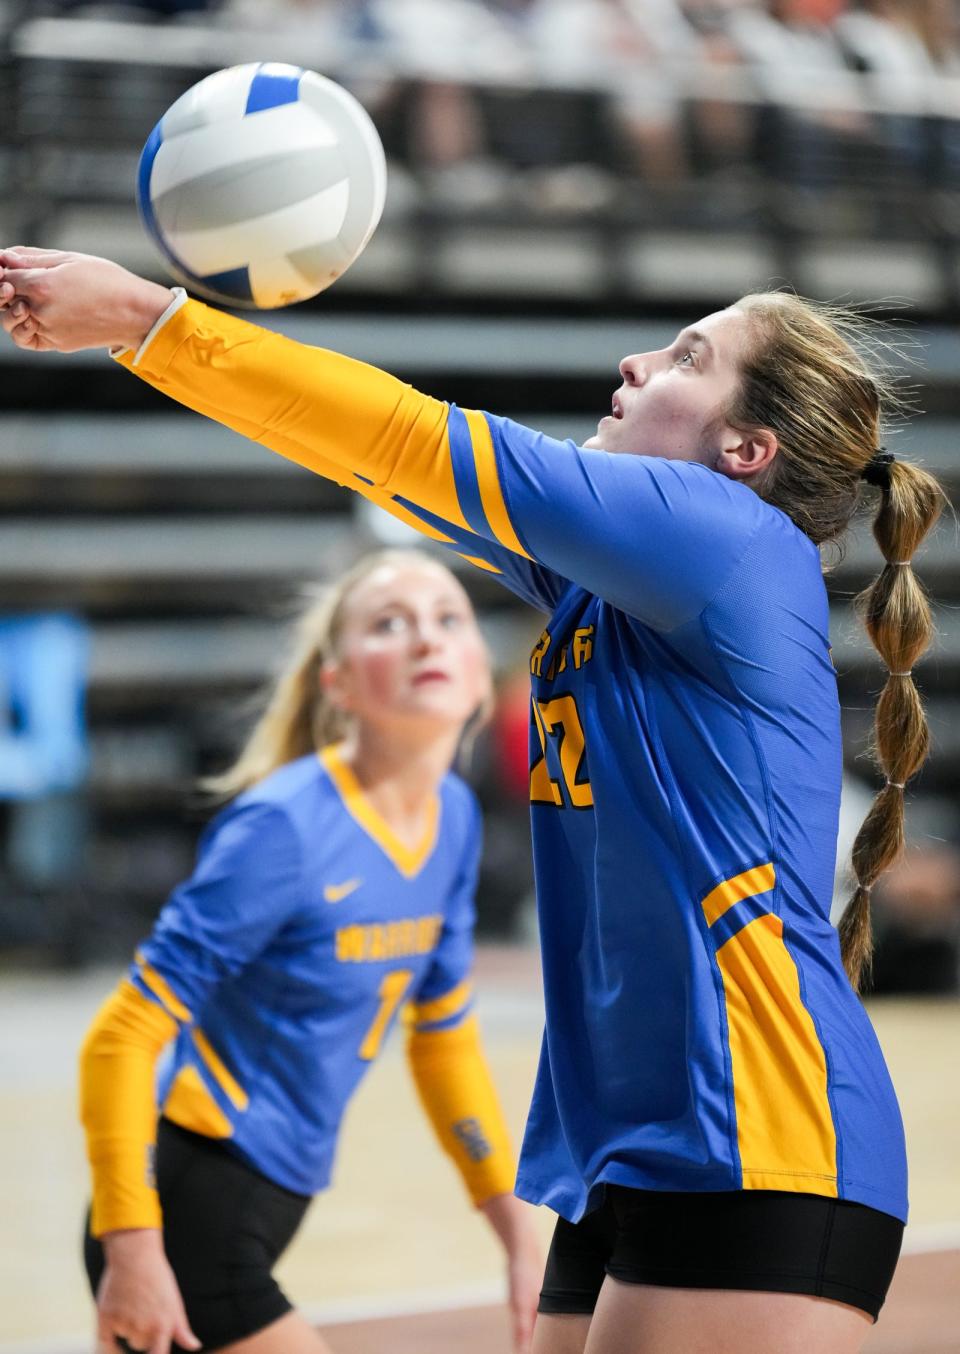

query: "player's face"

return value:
[326, 561, 491, 736]
[585, 307, 750, 463]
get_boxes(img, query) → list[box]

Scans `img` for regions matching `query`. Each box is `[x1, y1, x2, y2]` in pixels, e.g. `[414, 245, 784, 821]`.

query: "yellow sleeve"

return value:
[114, 300, 477, 542]
[405, 1013, 516, 1207]
[78, 978, 178, 1235]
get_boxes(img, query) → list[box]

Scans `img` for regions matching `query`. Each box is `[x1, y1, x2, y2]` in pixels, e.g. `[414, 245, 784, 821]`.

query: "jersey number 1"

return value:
[359, 969, 414, 1061]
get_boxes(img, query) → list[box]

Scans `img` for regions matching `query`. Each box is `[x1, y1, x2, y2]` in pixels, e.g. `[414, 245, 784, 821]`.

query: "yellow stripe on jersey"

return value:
[407, 978, 473, 1029]
[191, 1029, 249, 1111]
[163, 1064, 233, 1139]
[700, 862, 776, 928]
[359, 969, 415, 1061]
[406, 1014, 516, 1206]
[715, 913, 838, 1196]
[134, 950, 193, 1023]
[456, 553, 503, 574]
[321, 743, 439, 878]
[462, 409, 533, 560]
[366, 491, 458, 544]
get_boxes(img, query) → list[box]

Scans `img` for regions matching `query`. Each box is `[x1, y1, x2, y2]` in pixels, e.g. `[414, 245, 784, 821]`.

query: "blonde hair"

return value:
[729, 291, 948, 990]
[203, 548, 487, 801]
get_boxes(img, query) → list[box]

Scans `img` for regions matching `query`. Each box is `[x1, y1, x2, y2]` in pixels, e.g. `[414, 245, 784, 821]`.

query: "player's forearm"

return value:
[480, 1191, 532, 1250]
[115, 319, 461, 547]
[406, 1015, 516, 1207]
[116, 279, 176, 352]
[116, 299, 471, 526]
[101, 1226, 165, 1257]
[80, 980, 178, 1234]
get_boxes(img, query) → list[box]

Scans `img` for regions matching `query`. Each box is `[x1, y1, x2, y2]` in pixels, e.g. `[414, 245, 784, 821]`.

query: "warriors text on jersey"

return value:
[115, 297, 908, 1226]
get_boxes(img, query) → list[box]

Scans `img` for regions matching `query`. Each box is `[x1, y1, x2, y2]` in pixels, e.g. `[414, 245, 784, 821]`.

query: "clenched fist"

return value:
[0, 247, 173, 354]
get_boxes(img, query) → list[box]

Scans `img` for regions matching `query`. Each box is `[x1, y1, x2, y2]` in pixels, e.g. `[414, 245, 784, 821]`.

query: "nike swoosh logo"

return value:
[323, 878, 363, 904]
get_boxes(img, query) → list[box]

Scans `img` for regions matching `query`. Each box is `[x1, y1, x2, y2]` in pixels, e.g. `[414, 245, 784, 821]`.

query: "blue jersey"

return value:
[119, 302, 909, 1225]
[391, 412, 909, 1224]
[130, 747, 480, 1196]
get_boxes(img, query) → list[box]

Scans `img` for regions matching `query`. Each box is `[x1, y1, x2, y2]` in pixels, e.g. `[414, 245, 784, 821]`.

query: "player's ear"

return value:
[319, 659, 349, 712]
[716, 427, 778, 482]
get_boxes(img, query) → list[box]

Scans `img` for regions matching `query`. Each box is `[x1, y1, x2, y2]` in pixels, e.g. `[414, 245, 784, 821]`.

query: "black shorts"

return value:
[538, 1186, 904, 1322]
[84, 1118, 311, 1352]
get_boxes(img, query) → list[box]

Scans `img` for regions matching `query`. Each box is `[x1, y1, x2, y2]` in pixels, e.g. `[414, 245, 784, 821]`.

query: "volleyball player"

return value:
[0, 249, 948, 1353]
[77, 549, 542, 1354]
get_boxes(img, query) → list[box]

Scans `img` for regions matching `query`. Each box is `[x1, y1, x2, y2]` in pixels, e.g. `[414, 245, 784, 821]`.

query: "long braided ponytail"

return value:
[729, 291, 948, 989]
[839, 459, 946, 988]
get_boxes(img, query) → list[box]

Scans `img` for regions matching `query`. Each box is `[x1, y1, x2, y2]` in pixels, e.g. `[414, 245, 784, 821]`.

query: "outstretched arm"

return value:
[1, 248, 763, 628]
[0, 249, 565, 613]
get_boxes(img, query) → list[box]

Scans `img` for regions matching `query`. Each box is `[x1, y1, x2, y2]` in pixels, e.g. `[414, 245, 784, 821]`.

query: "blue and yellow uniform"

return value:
[111, 296, 908, 1228]
[81, 745, 515, 1234]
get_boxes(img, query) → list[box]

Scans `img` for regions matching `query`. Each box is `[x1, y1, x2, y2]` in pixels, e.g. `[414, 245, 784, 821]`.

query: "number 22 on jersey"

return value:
[530, 695, 593, 809]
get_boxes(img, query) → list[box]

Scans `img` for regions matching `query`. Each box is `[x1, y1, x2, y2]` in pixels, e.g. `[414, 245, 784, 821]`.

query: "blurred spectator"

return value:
[373, 0, 706, 204]
[837, 0, 959, 75]
[671, 1, 761, 182]
[727, 0, 872, 189]
[372, 0, 525, 79]
[364, 1, 520, 204]
[870, 843, 960, 995]
[526, 0, 702, 185]
[729, 0, 863, 111]
[218, 0, 341, 43]
[835, 1, 960, 180]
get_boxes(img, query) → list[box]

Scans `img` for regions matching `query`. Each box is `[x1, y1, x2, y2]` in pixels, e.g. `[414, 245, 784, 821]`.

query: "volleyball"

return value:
[136, 63, 387, 309]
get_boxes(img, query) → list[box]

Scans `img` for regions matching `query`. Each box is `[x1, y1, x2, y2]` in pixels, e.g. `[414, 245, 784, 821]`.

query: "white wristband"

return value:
[110, 287, 188, 365]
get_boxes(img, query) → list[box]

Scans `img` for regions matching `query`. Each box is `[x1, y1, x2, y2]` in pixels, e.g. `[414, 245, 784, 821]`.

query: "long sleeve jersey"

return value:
[81, 748, 515, 1233]
[111, 297, 908, 1225]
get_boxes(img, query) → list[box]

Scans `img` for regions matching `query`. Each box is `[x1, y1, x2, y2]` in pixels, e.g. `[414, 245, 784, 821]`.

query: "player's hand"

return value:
[0, 247, 173, 354]
[96, 1228, 201, 1354]
[479, 1192, 542, 1354]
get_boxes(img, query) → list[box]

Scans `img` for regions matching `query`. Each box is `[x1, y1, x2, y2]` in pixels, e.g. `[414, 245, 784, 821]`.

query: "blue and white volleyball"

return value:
[137, 63, 387, 309]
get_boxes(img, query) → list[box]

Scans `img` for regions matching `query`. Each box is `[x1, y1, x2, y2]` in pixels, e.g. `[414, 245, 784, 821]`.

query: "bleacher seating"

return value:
[2, 11, 959, 952]
[7, 12, 960, 308]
